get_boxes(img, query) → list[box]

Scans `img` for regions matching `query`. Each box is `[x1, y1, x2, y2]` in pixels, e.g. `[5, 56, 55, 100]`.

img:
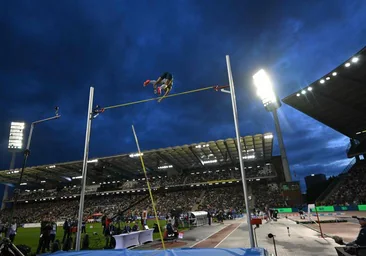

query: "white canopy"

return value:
[190, 211, 208, 218]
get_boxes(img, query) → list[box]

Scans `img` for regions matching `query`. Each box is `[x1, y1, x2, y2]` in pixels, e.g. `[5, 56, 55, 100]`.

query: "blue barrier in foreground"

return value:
[46, 248, 269, 256]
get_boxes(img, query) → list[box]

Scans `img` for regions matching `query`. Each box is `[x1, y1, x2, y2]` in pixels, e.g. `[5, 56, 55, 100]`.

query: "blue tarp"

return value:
[47, 248, 268, 256]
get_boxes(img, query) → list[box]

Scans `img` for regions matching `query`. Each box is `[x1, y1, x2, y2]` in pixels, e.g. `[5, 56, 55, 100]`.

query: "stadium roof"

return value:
[282, 46, 366, 141]
[0, 133, 274, 186]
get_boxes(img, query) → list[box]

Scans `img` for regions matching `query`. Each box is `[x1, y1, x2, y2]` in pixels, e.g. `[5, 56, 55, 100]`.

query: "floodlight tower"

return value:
[1, 122, 26, 210]
[253, 69, 292, 182]
[8, 107, 61, 228]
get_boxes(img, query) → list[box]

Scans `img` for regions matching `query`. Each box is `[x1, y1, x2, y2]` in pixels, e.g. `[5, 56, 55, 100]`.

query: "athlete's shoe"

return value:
[143, 80, 150, 87]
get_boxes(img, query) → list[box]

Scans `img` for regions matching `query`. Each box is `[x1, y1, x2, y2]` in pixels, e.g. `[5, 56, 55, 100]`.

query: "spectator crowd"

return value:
[323, 163, 366, 205]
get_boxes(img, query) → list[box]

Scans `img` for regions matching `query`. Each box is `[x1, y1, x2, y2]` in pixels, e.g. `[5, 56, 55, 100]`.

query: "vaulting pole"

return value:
[131, 125, 166, 249]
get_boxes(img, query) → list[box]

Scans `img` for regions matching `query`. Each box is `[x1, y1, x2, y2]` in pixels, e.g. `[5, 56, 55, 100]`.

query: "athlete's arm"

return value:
[158, 88, 171, 102]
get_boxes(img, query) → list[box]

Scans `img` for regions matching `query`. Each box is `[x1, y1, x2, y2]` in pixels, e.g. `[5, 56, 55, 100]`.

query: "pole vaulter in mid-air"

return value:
[76, 56, 257, 250]
[89, 73, 229, 113]
[143, 72, 174, 103]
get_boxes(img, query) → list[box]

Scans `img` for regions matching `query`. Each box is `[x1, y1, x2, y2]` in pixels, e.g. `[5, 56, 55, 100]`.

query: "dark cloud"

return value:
[0, 0, 365, 192]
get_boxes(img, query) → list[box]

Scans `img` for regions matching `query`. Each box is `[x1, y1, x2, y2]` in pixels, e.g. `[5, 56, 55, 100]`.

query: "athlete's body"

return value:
[144, 72, 173, 102]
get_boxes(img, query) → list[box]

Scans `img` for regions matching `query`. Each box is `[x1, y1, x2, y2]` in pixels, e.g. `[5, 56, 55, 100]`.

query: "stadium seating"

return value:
[322, 161, 366, 205]
[1, 168, 287, 224]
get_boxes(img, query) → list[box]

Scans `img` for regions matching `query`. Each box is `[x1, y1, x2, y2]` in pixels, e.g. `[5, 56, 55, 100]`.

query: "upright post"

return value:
[272, 109, 292, 182]
[9, 153, 16, 171]
[76, 87, 94, 251]
[225, 55, 255, 248]
[25, 124, 34, 150]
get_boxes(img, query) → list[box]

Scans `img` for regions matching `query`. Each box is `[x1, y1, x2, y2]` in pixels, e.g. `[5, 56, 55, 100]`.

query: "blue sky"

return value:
[0, 0, 365, 189]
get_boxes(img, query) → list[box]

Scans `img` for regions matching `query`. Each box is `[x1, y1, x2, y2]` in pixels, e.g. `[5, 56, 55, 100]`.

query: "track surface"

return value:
[191, 223, 241, 248]
[139, 216, 342, 255]
[287, 211, 364, 243]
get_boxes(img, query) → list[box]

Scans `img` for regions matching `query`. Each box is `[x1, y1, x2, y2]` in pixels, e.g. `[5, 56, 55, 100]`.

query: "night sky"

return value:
[1, 0, 365, 189]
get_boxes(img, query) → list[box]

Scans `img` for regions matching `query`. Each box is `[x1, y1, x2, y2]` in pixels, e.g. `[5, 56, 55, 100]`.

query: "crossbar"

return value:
[103, 85, 228, 110]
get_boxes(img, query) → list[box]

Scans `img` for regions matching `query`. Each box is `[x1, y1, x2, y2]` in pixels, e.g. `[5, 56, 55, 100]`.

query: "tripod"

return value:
[0, 238, 25, 256]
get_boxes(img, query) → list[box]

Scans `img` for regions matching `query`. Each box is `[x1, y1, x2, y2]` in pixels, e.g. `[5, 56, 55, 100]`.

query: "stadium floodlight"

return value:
[158, 165, 173, 169]
[351, 57, 359, 63]
[320, 79, 325, 84]
[252, 69, 292, 182]
[202, 159, 217, 164]
[264, 134, 273, 139]
[4, 122, 26, 209]
[253, 69, 280, 111]
[129, 152, 143, 158]
[332, 72, 337, 76]
[195, 144, 209, 148]
[87, 159, 98, 163]
[8, 122, 25, 151]
[345, 62, 351, 67]
[8, 107, 61, 228]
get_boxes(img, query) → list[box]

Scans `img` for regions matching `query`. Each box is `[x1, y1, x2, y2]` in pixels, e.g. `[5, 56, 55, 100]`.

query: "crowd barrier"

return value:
[113, 229, 154, 249]
[275, 204, 366, 213]
[44, 248, 269, 256]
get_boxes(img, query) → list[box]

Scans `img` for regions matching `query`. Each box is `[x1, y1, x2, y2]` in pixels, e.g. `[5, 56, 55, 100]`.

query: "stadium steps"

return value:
[317, 177, 345, 203]
[183, 176, 189, 185]
[316, 158, 356, 202]
[116, 194, 150, 216]
[192, 190, 206, 211]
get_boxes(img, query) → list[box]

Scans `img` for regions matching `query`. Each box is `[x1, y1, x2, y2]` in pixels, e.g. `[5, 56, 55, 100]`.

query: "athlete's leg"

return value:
[143, 79, 157, 86]
[154, 72, 170, 89]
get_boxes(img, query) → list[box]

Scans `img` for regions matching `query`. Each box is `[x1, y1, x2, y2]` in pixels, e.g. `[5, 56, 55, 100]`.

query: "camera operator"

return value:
[347, 217, 366, 247]
[36, 219, 52, 254]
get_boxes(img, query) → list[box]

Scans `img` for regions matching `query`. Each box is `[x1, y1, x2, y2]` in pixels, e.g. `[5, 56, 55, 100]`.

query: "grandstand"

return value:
[282, 46, 366, 204]
[0, 133, 292, 222]
[0, 133, 276, 187]
[282, 46, 366, 159]
[0, 132, 302, 255]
